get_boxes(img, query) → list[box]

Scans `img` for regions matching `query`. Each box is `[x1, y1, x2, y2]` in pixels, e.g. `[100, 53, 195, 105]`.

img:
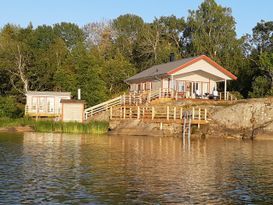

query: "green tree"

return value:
[183, 0, 243, 74]
[102, 53, 136, 95]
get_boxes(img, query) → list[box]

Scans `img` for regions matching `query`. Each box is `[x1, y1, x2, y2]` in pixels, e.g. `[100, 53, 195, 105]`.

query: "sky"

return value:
[0, 0, 273, 37]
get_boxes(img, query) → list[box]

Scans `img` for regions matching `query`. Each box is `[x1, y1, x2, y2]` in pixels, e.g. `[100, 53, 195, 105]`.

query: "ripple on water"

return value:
[1, 133, 273, 204]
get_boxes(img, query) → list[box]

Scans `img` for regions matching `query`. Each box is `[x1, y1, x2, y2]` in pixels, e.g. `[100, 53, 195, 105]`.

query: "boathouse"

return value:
[25, 91, 71, 118]
[125, 55, 237, 100]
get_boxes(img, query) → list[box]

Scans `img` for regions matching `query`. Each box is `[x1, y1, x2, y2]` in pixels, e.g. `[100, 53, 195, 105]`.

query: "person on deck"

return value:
[212, 88, 219, 100]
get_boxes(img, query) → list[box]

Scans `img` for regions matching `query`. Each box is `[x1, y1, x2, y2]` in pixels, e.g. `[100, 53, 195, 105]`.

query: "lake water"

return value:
[1, 132, 273, 204]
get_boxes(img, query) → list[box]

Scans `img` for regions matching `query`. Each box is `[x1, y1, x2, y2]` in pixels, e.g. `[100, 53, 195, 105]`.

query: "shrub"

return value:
[0, 96, 23, 118]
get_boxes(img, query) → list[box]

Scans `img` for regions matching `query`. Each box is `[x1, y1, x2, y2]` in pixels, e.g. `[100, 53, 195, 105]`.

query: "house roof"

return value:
[26, 91, 71, 96]
[125, 55, 237, 83]
[60, 99, 85, 104]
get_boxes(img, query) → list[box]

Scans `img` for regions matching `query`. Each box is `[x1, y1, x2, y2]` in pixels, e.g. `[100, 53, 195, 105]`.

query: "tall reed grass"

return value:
[0, 118, 109, 134]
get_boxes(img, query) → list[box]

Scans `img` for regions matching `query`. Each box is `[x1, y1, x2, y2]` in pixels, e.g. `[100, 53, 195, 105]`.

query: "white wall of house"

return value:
[174, 59, 232, 80]
[26, 94, 70, 114]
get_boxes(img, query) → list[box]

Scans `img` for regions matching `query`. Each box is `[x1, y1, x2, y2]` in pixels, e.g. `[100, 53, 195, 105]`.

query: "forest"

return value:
[1, 0, 273, 117]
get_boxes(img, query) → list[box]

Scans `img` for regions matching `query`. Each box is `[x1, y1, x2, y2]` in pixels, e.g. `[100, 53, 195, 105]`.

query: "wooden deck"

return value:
[110, 105, 209, 126]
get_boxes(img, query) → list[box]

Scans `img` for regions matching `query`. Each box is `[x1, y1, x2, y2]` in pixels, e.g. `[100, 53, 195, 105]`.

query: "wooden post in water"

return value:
[173, 107, 176, 120]
[167, 106, 169, 121]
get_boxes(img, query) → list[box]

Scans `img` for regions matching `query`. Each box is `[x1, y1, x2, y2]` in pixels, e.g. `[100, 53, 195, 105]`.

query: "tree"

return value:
[0, 24, 31, 94]
[183, 0, 243, 74]
[113, 14, 144, 60]
[102, 53, 136, 95]
[53, 22, 84, 50]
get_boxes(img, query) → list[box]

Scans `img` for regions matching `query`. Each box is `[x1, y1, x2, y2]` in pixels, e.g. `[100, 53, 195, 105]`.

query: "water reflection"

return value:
[1, 132, 273, 204]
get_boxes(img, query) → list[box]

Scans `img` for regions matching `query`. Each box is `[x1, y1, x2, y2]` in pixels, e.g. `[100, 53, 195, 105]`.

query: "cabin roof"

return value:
[125, 55, 237, 83]
[26, 91, 71, 96]
[60, 99, 85, 104]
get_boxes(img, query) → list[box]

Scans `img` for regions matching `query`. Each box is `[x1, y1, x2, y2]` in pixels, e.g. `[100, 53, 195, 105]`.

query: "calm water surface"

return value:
[1, 132, 273, 204]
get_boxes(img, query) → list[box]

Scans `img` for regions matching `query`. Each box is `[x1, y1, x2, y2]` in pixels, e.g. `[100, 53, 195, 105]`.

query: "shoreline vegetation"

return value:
[0, 118, 109, 134]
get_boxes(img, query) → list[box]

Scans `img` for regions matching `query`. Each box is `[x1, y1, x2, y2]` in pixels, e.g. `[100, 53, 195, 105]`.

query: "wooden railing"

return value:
[219, 92, 237, 101]
[110, 105, 208, 126]
[84, 96, 123, 119]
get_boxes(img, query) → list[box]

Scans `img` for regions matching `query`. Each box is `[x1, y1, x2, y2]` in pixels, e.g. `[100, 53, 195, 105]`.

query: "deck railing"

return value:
[84, 96, 123, 119]
[110, 105, 208, 126]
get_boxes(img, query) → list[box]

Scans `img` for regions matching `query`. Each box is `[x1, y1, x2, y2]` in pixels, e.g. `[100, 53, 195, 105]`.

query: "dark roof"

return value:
[61, 99, 86, 104]
[125, 56, 200, 83]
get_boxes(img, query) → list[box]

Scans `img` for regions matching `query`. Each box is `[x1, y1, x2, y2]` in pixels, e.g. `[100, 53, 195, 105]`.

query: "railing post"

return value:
[123, 93, 126, 105]
[180, 107, 183, 119]
[167, 106, 169, 121]
[123, 106, 126, 119]
[198, 108, 201, 128]
[152, 106, 155, 120]
[110, 106, 112, 120]
[173, 107, 176, 120]
[192, 107, 195, 120]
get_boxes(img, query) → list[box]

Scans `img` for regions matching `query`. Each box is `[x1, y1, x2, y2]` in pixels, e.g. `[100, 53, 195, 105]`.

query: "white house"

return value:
[125, 55, 237, 100]
[25, 91, 71, 117]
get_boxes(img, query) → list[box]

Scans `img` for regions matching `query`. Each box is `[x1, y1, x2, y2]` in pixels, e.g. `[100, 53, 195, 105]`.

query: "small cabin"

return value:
[25, 91, 71, 118]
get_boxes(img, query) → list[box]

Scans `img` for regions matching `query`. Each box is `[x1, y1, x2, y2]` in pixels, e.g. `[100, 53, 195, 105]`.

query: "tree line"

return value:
[1, 0, 273, 110]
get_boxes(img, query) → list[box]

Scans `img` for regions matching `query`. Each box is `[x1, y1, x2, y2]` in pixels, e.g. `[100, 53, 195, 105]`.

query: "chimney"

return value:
[77, 88, 81, 100]
[170, 53, 175, 62]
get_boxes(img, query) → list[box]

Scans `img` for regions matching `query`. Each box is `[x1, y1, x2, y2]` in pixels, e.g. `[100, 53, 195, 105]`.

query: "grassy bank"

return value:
[0, 118, 109, 134]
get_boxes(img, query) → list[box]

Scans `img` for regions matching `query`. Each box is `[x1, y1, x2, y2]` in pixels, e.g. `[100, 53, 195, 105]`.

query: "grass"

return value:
[0, 118, 109, 134]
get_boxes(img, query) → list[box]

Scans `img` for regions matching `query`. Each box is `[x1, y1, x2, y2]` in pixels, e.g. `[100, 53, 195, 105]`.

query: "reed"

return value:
[0, 118, 109, 134]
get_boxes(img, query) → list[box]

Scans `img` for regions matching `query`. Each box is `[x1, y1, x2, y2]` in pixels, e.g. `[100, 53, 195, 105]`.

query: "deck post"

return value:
[173, 107, 176, 120]
[123, 106, 126, 119]
[224, 79, 227, 101]
[167, 106, 169, 121]
[110, 107, 112, 120]
[137, 106, 140, 119]
[204, 108, 207, 121]
[198, 108, 201, 128]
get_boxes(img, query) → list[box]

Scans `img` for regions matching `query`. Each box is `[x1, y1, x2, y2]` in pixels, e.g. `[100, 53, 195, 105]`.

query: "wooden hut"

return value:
[25, 91, 71, 118]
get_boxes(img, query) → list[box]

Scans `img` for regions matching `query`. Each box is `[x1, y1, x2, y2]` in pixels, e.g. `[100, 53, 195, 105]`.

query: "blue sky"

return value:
[0, 0, 272, 37]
